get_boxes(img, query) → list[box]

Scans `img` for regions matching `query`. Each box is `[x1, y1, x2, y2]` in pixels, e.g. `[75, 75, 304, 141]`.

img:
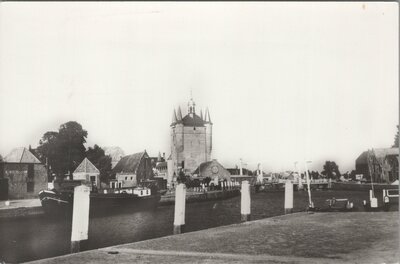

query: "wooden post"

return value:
[240, 180, 251, 221]
[71, 185, 90, 253]
[284, 180, 293, 214]
[173, 183, 186, 234]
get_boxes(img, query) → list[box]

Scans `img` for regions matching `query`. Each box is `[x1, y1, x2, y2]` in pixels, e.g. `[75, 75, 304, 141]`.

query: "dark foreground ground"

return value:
[27, 211, 399, 264]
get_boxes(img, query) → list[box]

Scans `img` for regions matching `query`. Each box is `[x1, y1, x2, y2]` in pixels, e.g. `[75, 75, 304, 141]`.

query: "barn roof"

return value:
[73, 158, 99, 174]
[4, 147, 41, 163]
[356, 148, 399, 165]
[113, 151, 148, 173]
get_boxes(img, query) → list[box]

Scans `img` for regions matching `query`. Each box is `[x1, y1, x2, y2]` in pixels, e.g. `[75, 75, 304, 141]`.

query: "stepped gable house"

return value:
[170, 97, 213, 176]
[72, 158, 100, 189]
[0, 147, 47, 199]
[112, 151, 153, 188]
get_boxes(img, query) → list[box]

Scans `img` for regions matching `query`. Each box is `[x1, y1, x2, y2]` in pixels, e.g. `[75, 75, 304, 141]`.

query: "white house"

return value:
[73, 158, 100, 189]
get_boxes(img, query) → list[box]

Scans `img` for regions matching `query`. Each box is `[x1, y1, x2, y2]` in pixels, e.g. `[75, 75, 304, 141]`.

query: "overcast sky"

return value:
[0, 2, 398, 173]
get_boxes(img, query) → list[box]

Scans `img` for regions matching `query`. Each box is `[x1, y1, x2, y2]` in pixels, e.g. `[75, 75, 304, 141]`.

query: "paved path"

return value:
[27, 211, 399, 264]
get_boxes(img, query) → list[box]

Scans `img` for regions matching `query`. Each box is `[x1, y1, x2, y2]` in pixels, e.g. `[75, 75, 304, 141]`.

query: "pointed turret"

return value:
[177, 106, 183, 121]
[200, 109, 203, 120]
[157, 152, 162, 162]
[204, 108, 212, 124]
[171, 109, 178, 124]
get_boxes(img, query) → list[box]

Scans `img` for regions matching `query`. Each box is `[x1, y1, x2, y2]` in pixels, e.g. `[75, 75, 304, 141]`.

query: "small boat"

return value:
[38, 185, 161, 218]
[318, 198, 354, 212]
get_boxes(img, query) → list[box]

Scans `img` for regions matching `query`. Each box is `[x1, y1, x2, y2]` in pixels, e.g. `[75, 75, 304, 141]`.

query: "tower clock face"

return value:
[211, 165, 219, 174]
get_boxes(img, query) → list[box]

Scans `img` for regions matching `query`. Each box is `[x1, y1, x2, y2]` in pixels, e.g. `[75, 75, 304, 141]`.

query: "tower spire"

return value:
[200, 109, 203, 120]
[177, 106, 183, 120]
[172, 109, 178, 124]
[204, 108, 212, 124]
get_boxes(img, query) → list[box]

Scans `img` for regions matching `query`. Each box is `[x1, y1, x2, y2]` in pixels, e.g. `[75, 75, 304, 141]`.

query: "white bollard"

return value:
[284, 180, 293, 214]
[71, 185, 91, 253]
[370, 189, 378, 208]
[241, 181, 251, 221]
[173, 183, 186, 234]
[5, 200, 10, 206]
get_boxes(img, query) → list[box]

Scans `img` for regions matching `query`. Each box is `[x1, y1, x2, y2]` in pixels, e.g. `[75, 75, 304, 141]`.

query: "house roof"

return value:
[356, 148, 399, 164]
[4, 147, 41, 163]
[112, 151, 148, 173]
[73, 158, 100, 174]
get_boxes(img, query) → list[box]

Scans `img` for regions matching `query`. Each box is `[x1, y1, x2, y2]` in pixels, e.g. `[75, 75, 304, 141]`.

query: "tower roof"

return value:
[181, 113, 205, 127]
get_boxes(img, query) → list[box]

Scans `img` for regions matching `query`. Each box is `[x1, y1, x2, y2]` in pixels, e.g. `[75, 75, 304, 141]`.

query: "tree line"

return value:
[34, 121, 112, 183]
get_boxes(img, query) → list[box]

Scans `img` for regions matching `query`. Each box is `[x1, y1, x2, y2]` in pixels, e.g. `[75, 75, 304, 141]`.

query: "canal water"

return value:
[0, 190, 396, 263]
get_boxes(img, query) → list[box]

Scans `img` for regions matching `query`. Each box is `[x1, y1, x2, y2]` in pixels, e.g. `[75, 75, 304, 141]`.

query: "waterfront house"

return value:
[0, 147, 47, 199]
[72, 158, 100, 189]
[112, 151, 154, 188]
[355, 147, 399, 183]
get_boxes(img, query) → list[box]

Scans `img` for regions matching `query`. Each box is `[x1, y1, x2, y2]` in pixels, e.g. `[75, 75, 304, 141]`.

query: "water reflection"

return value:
[0, 190, 396, 263]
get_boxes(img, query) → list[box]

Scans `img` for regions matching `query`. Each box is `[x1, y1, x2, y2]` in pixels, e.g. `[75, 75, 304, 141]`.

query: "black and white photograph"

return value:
[0, 2, 398, 263]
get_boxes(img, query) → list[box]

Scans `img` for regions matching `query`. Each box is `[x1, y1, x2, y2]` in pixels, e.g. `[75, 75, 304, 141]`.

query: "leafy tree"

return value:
[0, 154, 3, 162]
[321, 161, 341, 179]
[393, 125, 399, 148]
[86, 144, 112, 183]
[37, 121, 87, 179]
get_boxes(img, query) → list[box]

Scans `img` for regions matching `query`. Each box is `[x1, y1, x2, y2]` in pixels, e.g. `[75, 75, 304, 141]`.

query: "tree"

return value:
[36, 121, 88, 179]
[321, 161, 341, 179]
[0, 154, 3, 162]
[86, 144, 112, 183]
[393, 125, 399, 148]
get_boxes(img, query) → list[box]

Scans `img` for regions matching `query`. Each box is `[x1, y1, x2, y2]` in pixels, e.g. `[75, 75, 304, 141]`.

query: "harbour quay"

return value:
[27, 211, 399, 264]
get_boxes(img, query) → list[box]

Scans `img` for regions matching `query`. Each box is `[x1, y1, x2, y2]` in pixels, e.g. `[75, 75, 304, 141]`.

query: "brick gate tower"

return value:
[170, 97, 212, 176]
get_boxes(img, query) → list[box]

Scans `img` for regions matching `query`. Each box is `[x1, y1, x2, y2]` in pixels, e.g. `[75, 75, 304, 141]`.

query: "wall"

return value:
[116, 173, 137, 187]
[171, 124, 212, 175]
[2, 163, 47, 199]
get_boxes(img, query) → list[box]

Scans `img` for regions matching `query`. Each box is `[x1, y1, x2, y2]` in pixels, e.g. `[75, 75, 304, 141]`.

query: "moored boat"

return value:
[38, 185, 161, 218]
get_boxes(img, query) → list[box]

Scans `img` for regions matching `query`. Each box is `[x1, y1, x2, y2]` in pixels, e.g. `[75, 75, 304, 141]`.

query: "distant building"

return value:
[355, 148, 399, 183]
[111, 151, 153, 188]
[72, 158, 100, 189]
[104, 146, 125, 169]
[0, 147, 47, 199]
[192, 159, 231, 181]
[169, 97, 212, 176]
[227, 168, 254, 176]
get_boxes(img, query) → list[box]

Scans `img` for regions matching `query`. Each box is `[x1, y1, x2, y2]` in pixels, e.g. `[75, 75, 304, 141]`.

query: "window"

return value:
[125, 176, 127, 180]
[130, 177, 133, 180]
[90, 176, 96, 182]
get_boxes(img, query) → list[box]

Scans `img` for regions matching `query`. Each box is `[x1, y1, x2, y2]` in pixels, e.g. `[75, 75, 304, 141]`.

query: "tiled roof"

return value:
[4, 147, 41, 163]
[112, 151, 148, 173]
[73, 158, 100, 174]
